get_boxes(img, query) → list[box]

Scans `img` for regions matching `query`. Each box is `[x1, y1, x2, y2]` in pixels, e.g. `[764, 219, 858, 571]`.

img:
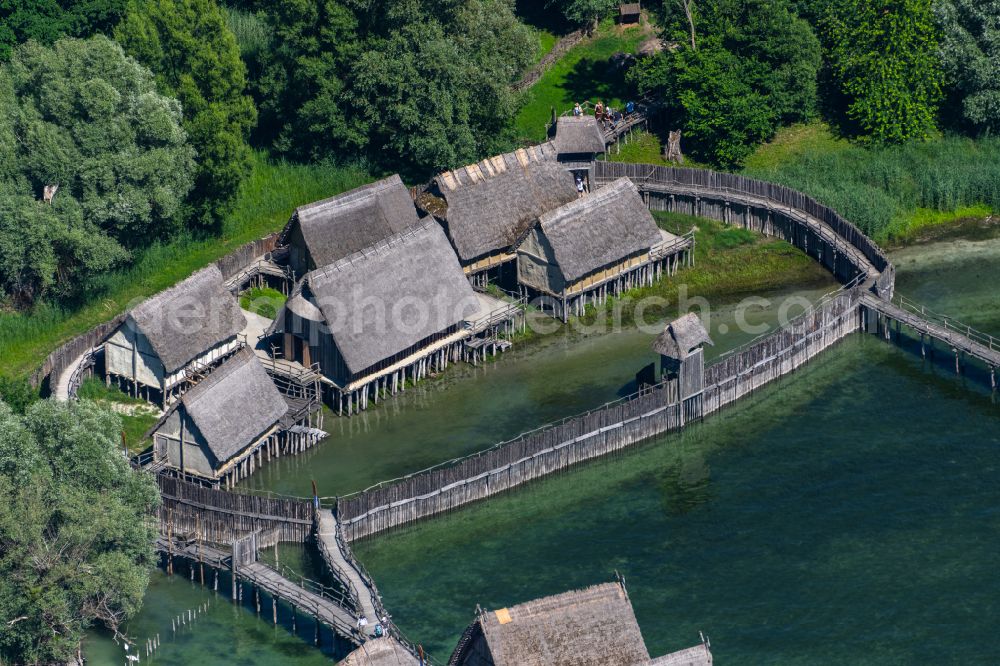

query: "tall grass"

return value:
[0, 152, 372, 380]
[744, 125, 1000, 242]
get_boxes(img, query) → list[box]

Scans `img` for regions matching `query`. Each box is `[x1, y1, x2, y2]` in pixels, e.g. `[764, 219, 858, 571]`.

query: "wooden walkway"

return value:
[316, 511, 380, 628]
[862, 293, 1000, 377]
[155, 536, 364, 645]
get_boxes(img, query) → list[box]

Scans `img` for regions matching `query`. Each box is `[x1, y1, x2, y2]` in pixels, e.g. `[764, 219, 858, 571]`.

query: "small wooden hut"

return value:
[653, 312, 713, 413]
[619, 2, 641, 24]
[275, 222, 513, 414]
[516, 178, 689, 321]
[553, 116, 607, 175]
[420, 145, 578, 284]
[147, 349, 291, 488]
[103, 265, 246, 406]
[279, 174, 420, 277]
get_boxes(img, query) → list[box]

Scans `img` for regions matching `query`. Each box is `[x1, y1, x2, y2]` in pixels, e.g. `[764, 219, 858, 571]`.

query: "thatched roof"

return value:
[304, 221, 479, 376]
[649, 643, 714, 665]
[284, 174, 420, 268]
[469, 582, 651, 666]
[537, 178, 662, 282]
[340, 638, 420, 666]
[652, 313, 713, 359]
[433, 144, 577, 263]
[174, 349, 288, 464]
[128, 265, 246, 374]
[554, 116, 607, 155]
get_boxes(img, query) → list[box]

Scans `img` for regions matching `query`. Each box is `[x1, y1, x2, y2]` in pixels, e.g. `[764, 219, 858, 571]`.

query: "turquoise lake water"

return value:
[86, 233, 1000, 664]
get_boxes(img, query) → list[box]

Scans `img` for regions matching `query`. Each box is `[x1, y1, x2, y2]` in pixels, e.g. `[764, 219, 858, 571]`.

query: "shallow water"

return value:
[244, 281, 837, 498]
[86, 234, 1000, 664]
[351, 236, 1000, 662]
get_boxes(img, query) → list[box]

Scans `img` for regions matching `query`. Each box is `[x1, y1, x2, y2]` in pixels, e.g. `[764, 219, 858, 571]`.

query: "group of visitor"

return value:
[572, 100, 637, 131]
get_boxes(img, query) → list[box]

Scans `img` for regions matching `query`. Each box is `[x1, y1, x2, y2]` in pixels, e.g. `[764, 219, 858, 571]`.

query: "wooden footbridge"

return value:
[862, 293, 1000, 385]
[154, 474, 428, 660]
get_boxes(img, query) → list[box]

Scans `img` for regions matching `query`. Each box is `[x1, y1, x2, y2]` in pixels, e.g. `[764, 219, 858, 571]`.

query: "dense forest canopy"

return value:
[0, 0, 996, 309]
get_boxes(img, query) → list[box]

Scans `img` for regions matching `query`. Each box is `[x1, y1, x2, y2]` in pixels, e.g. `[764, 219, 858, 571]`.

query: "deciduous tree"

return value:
[935, 0, 1000, 136]
[0, 399, 159, 664]
[0, 0, 127, 60]
[116, 0, 257, 227]
[0, 36, 196, 303]
[823, 0, 942, 144]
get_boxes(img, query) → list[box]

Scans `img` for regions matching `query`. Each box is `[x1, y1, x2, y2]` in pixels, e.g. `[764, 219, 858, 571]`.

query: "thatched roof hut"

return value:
[288, 221, 480, 385]
[280, 174, 420, 275]
[619, 2, 641, 24]
[340, 638, 420, 666]
[127, 264, 246, 375]
[429, 144, 578, 266]
[652, 313, 713, 360]
[449, 582, 651, 666]
[147, 349, 288, 481]
[554, 116, 607, 156]
[534, 177, 662, 283]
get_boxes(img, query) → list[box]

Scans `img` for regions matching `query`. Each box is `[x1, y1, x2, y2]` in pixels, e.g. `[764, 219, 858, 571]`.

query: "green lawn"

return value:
[577, 211, 832, 328]
[533, 29, 558, 65]
[77, 377, 161, 453]
[1, 153, 372, 380]
[515, 20, 649, 142]
[240, 286, 287, 320]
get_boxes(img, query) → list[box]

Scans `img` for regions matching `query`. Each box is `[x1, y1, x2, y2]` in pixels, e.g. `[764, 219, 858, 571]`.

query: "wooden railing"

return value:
[889, 293, 999, 353]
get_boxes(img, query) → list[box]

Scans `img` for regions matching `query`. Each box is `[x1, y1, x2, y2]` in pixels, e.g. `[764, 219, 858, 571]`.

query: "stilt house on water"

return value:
[553, 115, 607, 176]
[274, 221, 520, 415]
[146, 349, 318, 488]
[279, 174, 421, 278]
[418, 145, 578, 284]
[103, 265, 246, 407]
[448, 581, 712, 666]
[516, 178, 693, 321]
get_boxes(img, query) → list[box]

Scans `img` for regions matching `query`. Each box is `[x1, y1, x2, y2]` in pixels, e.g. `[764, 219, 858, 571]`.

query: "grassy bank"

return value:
[545, 211, 834, 330]
[742, 122, 1000, 244]
[515, 20, 649, 142]
[77, 378, 160, 452]
[0, 152, 372, 380]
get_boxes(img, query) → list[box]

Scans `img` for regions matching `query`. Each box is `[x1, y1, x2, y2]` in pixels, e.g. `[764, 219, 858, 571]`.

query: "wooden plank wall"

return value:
[703, 289, 863, 414]
[338, 290, 862, 542]
[157, 475, 314, 546]
[592, 161, 892, 282]
[214, 233, 280, 281]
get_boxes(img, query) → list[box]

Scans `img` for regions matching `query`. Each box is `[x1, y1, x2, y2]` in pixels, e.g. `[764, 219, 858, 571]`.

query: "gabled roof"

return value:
[554, 116, 607, 155]
[433, 144, 578, 262]
[536, 178, 662, 282]
[304, 222, 479, 376]
[468, 582, 651, 666]
[284, 174, 420, 268]
[175, 349, 288, 464]
[652, 313, 713, 359]
[128, 265, 246, 374]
